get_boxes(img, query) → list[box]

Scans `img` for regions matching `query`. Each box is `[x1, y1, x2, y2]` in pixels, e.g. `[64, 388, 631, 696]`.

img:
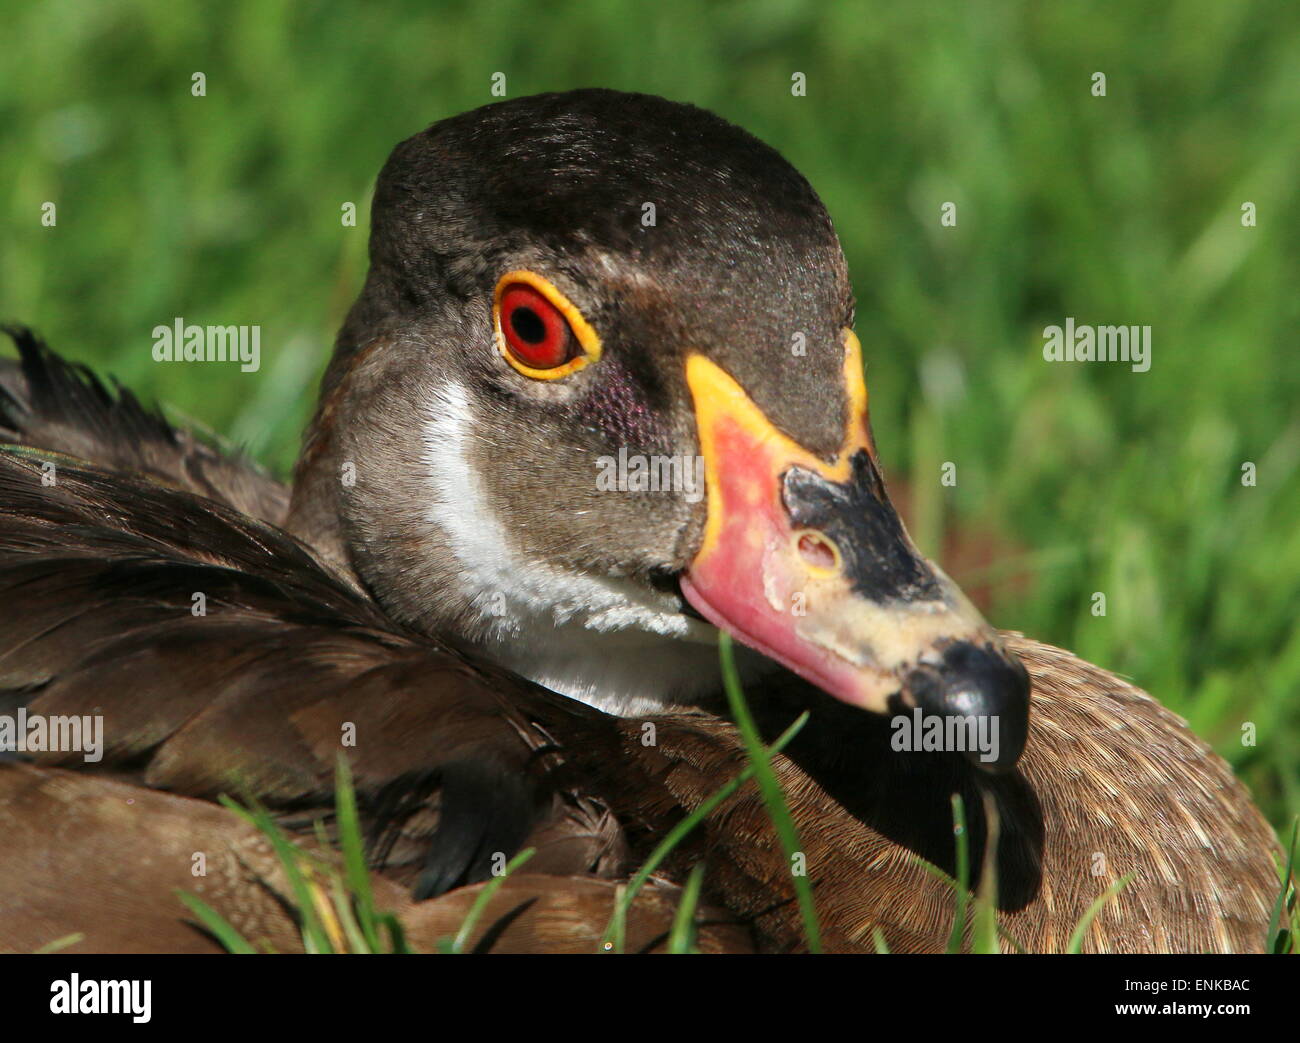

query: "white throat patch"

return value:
[421, 379, 726, 716]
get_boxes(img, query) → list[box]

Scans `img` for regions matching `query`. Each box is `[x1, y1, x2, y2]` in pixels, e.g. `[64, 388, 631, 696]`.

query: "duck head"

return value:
[287, 89, 1030, 770]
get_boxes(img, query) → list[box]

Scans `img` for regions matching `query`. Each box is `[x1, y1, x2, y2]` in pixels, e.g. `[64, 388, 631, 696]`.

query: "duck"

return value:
[0, 89, 1283, 954]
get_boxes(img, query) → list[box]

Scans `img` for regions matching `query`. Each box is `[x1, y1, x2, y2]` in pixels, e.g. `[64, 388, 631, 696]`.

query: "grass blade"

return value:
[175, 892, 257, 953]
[970, 794, 1001, 953]
[34, 933, 85, 955]
[447, 847, 536, 954]
[601, 710, 809, 951]
[945, 793, 971, 953]
[718, 632, 822, 953]
[667, 863, 706, 954]
[333, 754, 380, 951]
[1266, 818, 1297, 954]
[909, 842, 1027, 953]
[1066, 874, 1135, 953]
[218, 794, 333, 953]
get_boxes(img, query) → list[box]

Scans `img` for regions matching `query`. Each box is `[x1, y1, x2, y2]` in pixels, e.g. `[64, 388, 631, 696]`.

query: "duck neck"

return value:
[285, 354, 771, 717]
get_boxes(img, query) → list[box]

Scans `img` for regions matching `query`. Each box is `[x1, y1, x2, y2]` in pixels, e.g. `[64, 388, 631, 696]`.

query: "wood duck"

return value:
[0, 89, 1282, 954]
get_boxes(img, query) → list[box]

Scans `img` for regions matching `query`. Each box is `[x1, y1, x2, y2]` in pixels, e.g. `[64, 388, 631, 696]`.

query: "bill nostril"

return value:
[795, 529, 841, 573]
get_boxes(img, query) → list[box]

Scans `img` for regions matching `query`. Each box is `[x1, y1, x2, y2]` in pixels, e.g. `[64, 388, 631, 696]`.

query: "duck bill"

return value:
[681, 334, 1030, 771]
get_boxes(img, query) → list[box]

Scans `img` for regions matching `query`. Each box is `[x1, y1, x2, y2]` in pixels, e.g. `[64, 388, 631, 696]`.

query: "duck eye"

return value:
[493, 272, 602, 380]
[500, 283, 571, 370]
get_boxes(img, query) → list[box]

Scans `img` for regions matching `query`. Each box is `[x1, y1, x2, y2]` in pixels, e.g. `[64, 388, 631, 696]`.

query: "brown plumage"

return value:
[0, 395, 1279, 952]
[0, 764, 750, 954]
[0, 90, 1284, 954]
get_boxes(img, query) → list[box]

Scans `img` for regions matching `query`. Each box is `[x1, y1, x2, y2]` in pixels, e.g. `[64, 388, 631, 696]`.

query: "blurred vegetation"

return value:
[1, 0, 1297, 835]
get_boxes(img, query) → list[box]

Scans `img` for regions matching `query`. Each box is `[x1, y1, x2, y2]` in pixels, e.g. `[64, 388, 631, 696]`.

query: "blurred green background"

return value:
[2, 0, 1297, 836]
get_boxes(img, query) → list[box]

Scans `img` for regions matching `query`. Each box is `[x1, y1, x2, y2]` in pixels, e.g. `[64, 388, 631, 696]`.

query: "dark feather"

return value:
[0, 341, 1284, 954]
[0, 325, 288, 525]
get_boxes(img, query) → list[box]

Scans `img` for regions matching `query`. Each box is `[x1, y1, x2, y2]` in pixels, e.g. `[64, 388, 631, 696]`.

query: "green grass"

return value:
[718, 633, 822, 951]
[179, 758, 414, 954]
[3, 0, 1297, 939]
[598, 704, 808, 953]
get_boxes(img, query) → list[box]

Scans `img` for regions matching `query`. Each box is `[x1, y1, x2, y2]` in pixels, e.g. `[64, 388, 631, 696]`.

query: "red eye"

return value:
[499, 283, 574, 371]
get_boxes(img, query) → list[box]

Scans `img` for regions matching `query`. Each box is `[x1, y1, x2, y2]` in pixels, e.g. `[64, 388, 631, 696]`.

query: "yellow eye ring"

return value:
[493, 270, 602, 380]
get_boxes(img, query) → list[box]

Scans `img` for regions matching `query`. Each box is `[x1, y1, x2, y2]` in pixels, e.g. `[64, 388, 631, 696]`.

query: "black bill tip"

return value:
[903, 641, 1031, 773]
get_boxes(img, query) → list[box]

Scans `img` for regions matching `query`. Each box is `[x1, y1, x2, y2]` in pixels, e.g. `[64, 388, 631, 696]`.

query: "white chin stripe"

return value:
[421, 379, 720, 714]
